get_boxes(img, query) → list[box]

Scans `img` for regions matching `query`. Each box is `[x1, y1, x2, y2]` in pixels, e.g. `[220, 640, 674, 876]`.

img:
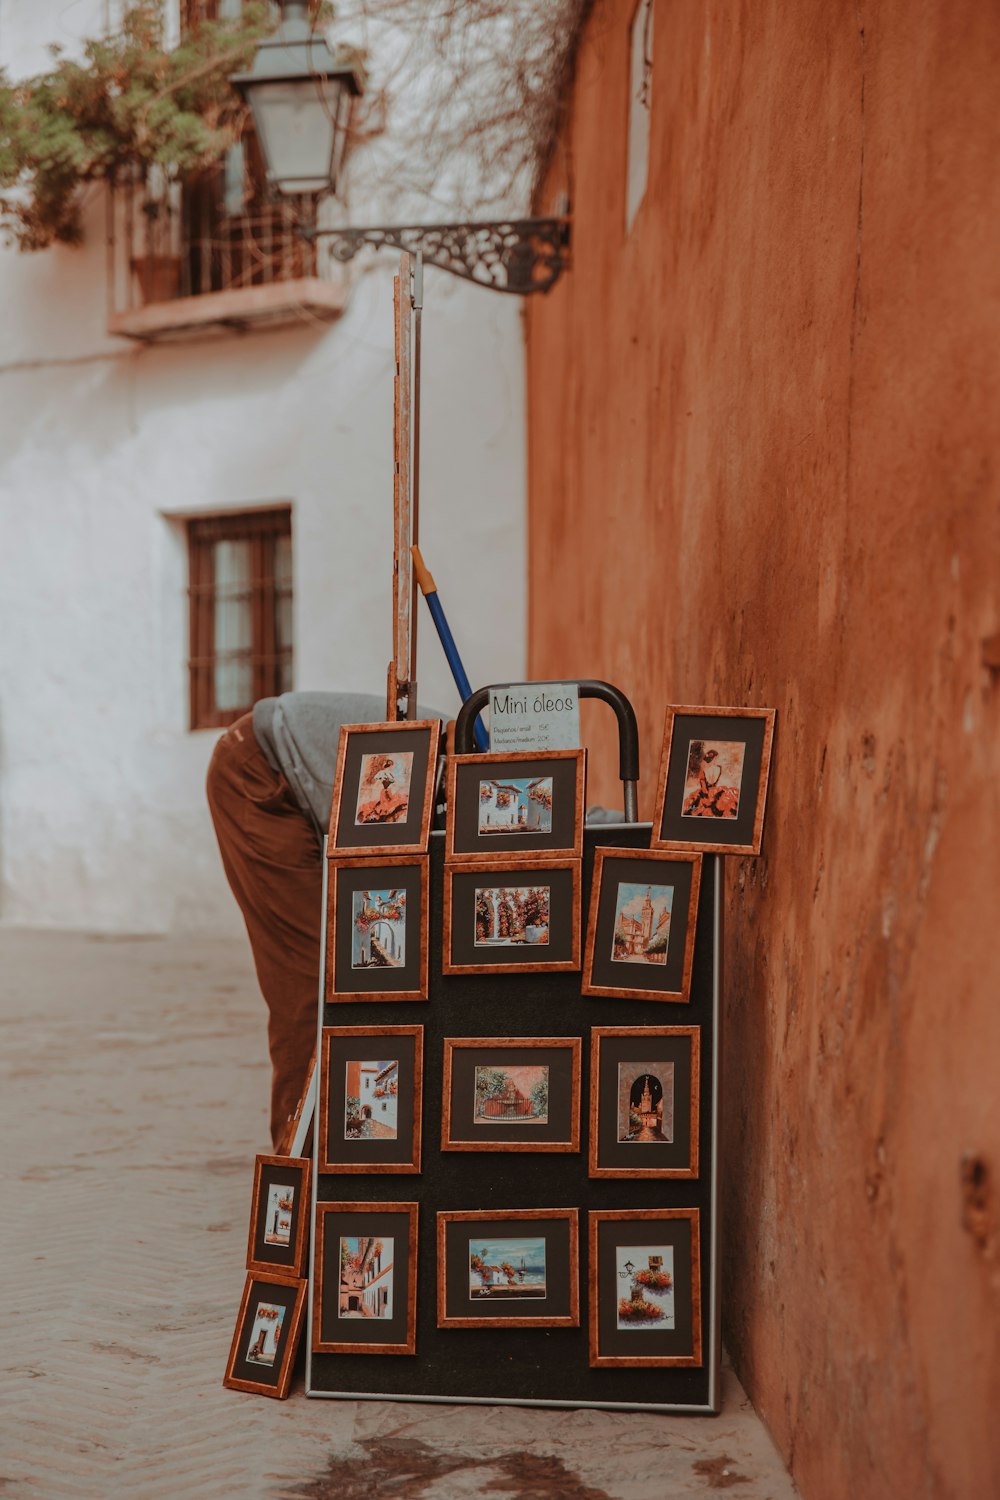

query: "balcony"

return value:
[107, 168, 346, 342]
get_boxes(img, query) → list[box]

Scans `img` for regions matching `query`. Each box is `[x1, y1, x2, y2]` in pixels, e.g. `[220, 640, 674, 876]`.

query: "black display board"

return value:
[307, 824, 722, 1412]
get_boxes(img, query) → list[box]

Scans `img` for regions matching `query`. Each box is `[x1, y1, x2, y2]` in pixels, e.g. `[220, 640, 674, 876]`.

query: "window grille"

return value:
[171, 1, 316, 302]
[187, 508, 293, 730]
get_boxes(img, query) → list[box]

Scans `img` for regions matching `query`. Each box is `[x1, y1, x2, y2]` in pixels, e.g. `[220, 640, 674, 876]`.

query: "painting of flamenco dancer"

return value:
[681, 740, 745, 819]
[355, 751, 414, 826]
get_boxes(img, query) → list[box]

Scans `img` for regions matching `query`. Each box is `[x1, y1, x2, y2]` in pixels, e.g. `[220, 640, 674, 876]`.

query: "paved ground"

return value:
[0, 929, 798, 1500]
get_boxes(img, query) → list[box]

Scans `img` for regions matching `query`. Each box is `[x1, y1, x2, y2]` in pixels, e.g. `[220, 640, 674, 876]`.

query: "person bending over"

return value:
[206, 691, 443, 1147]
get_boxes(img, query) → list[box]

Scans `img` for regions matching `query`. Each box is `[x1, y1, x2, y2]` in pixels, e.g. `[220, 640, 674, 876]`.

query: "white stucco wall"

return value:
[0, 2, 527, 932]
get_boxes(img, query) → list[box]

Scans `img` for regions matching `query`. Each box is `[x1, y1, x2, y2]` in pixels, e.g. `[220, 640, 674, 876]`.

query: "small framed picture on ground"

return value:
[246, 1154, 312, 1276]
[437, 1209, 580, 1328]
[445, 749, 585, 862]
[582, 849, 702, 1002]
[223, 1271, 307, 1399]
[326, 856, 428, 1002]
[313, 1202, 419, 1355]
[651, 706, 776, 855]
[443, 859, 581, 974]
[589, 1027, 700, 1179]
[588, 1209, 702, 1368]
[327, 720, 441, 856]
[319, 1025, 423, 1174]
[441, 1037, 581, 1153]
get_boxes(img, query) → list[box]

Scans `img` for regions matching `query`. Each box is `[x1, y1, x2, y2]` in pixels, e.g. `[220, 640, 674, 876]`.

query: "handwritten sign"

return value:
[488, 682, 581, 753]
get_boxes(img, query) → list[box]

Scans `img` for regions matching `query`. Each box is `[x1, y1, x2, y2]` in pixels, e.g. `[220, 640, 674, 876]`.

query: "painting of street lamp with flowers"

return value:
[352, 888, 406, 969]
[616, 1246, 675, 1329]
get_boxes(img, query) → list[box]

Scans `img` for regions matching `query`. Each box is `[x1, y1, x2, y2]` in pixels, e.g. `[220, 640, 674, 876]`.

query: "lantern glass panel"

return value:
[247, 78, 343, 194]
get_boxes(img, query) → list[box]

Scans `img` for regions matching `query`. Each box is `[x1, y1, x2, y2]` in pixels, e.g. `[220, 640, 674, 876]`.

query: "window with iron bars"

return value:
[187, 508, 293, 730]
[179, 0, 317, 298]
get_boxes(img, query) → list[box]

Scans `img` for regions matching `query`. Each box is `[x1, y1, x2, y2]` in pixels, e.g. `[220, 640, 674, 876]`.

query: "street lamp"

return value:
[231, 0, 570, 295]
[230, 1, 363, 197]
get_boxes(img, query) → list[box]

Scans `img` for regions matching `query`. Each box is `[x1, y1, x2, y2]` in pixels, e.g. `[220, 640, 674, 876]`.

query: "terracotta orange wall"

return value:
[525, 2, 1000, 1495]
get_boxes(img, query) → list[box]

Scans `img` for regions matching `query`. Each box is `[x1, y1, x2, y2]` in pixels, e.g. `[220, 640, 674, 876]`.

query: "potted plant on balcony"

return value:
[0, 2, 287, 298]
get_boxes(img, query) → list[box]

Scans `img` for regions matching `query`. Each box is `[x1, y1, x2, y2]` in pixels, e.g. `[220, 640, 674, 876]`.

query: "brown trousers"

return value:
[206, 715, 322, 1148]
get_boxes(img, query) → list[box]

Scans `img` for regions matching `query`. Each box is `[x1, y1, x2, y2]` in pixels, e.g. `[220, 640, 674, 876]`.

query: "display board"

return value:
[306, 824, 722, 1413]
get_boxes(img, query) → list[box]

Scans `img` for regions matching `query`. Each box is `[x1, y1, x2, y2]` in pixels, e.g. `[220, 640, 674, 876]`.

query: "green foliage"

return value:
[529, 1072, 549, 1116]
[475, 1067, 510, 1103]
[0, 1, 277, 249]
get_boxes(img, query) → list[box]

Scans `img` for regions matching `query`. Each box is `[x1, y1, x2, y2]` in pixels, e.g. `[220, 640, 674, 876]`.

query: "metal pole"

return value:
[409, 252, 423, 704]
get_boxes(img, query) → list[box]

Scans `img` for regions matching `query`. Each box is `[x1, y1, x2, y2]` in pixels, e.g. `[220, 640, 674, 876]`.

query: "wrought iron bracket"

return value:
[308, 218, 570, 295]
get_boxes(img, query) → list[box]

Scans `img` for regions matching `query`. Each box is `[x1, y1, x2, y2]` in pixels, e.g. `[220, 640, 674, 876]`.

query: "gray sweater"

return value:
[252, 691, 446, 839]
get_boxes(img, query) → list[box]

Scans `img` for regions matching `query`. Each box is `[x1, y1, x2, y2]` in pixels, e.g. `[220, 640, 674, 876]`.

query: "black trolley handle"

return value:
[453, 679, 640, 823]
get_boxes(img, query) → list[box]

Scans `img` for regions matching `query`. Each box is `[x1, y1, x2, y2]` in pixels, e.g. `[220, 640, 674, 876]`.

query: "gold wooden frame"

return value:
[650, 705, 776, 856]
[442, 858, 582, 975]
[318, 1025, 423, 1174]
[274, 1053, 315, 1157]
[582, 849, 702, 1002]
[588, 1208, 702, 1368]
[325, 854, 429, 1003]
[327, 719, 441, 856]
[223, 1271, 307, 1399]
[246, 1154, 312, 1276]
[441, 1036, 582, 1153]
[312, 1201, 419, 1355]
[436, 1208, 580, 1329]
[588, 1027, 700, 1179]
[444, 748, 586, 863]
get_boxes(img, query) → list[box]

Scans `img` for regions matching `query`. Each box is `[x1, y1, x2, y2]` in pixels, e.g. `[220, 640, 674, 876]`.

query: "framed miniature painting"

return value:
[319, 1025, 423, 1174]
[224, 1271, 307, 1399]
[589, 1027, 700, 1179]
[651, 706, 776, 855]
[441, 1037, 581, 1153]
[313, 1202, 419, 1355]
[588, 1209, 702, 1368]
[445, 749, 585, 862]
[443, 859, 581, 974]
[437, 1209, 579, 1328]
[326, 856, 428, 1002]
[582, 849, 702, 1002]
[328, 720, 441, 856]
[246, 1154, 312, 1276]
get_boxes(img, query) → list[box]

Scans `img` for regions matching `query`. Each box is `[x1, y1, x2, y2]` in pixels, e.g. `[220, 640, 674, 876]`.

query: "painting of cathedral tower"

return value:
[611, 883, 673, 965]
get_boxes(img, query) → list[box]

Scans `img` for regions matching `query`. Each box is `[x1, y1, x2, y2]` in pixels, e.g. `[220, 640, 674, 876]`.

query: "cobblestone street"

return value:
[0, 928, 797, 1499]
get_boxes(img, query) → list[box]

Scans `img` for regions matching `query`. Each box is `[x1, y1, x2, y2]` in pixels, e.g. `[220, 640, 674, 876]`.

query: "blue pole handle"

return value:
[421, 589, 489, 750]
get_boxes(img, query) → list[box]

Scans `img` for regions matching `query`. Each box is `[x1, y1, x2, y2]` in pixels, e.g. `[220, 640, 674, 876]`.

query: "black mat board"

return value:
[310, 824, 720, 1409]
